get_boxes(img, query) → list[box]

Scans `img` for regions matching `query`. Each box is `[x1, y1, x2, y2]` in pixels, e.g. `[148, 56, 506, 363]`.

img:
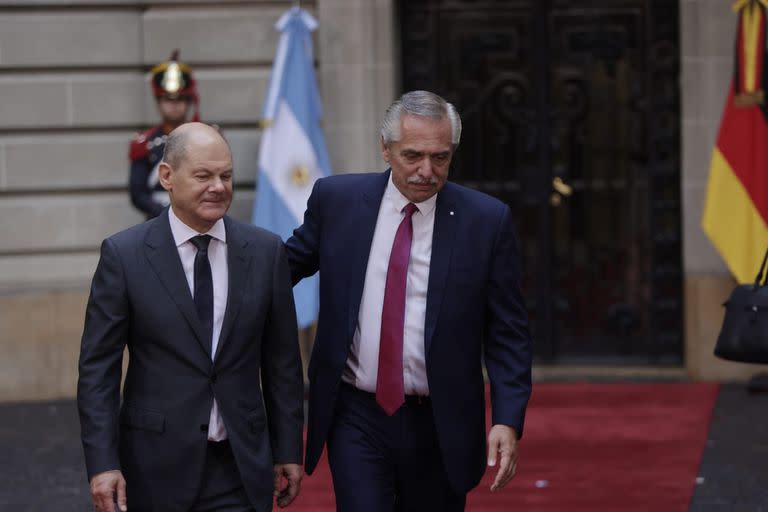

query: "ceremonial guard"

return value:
[129, 50, 200, 218]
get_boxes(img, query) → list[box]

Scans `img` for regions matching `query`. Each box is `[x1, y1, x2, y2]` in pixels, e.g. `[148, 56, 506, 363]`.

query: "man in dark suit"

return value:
[78, 123, 304, 512]
[285, 91, 533, 510]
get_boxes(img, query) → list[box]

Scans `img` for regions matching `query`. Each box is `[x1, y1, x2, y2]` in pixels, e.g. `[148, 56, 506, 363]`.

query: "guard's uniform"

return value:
[129, 126, 169, 218]
[128, 50, 199, 218]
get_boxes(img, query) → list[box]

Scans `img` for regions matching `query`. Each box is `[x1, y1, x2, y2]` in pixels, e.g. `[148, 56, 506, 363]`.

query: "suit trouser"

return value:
[327, 383, 466, 512]
[190, 440, 256, 512]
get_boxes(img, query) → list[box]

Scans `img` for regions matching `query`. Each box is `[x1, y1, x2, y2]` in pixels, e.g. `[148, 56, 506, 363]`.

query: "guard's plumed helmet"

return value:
[150, 49, 200, 121]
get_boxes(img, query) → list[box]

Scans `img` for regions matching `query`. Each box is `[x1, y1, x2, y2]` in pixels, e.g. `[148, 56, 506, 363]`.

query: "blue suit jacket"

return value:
[286, 170, 532, 493]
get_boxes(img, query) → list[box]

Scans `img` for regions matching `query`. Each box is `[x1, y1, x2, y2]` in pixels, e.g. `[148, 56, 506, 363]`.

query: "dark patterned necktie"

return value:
[376, 203, 418, 415]
[190, 235, 213, 357]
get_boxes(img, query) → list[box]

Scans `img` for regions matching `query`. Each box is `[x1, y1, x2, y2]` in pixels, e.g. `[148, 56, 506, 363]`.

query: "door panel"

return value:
[400, 0, 682, 364]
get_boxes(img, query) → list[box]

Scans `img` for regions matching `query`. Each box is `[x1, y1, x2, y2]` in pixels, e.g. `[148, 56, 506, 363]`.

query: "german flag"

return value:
[702, 0, 768, 283]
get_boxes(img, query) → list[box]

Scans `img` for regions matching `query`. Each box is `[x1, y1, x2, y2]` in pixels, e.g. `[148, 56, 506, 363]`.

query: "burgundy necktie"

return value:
[376, 202, 418, 415]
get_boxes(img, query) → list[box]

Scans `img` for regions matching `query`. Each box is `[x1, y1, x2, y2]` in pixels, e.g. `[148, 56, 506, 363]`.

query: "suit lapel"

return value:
[425, 189, 457, 354]
[214, 218, 251, 361]
[144, 213, 210, 358]
[347, 171, 390, 341]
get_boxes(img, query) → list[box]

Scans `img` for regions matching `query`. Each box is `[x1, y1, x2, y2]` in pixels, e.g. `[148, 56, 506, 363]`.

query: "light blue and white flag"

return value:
[252, 7, 330, 329]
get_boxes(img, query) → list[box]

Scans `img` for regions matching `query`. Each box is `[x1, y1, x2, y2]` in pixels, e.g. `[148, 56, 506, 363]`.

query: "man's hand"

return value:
[90, 470, 127, 511]
[487, 424, 519, 492]
[273, 463, 303, 507]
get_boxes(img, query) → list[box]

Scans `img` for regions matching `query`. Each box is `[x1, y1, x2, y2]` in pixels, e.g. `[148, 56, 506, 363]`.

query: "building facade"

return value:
[0, 0, 759, 401]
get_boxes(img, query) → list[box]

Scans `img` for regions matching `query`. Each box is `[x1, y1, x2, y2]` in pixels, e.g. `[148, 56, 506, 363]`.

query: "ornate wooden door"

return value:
[400, 0, 683, 364]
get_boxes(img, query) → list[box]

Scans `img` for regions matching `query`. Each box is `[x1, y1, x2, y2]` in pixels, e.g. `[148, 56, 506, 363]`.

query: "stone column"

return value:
[317, 0, 398, 174]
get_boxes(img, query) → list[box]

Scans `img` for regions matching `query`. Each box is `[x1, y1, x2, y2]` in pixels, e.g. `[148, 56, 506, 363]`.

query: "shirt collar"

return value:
[385, 172, 438, 216]
[168, 206, 227, 247]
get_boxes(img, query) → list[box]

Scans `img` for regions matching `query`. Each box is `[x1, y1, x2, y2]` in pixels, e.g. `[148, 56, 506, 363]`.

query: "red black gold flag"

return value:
[702, 0, 768, 283]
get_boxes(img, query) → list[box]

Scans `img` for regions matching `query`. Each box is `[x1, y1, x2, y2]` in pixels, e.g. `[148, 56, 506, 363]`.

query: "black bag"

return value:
[714, 248, 768, 364]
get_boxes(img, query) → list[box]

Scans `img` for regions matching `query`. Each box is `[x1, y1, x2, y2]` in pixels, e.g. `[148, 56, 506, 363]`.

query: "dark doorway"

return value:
[400, 0, 683, 364]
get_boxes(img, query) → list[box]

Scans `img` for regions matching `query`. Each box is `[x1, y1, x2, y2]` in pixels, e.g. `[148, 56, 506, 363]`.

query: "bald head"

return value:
[158, 122, 234, 233]
[162, 122, 230, 169]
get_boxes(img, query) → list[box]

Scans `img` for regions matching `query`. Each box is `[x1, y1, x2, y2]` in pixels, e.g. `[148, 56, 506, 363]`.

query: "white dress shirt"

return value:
[168, 207, 229, 441]
[343, 174, 436, 396]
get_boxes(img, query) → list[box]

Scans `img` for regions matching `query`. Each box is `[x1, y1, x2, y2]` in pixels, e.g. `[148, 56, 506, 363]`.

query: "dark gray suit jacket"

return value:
[77, 210, 303, 512]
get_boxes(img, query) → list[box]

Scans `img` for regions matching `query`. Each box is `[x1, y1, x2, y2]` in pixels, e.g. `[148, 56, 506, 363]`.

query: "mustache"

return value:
[407, 176, 438, 185]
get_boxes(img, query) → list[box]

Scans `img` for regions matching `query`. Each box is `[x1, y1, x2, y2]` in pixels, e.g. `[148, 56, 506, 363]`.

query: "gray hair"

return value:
[162, 129, 188, 169]
[380, 90, 462, 147]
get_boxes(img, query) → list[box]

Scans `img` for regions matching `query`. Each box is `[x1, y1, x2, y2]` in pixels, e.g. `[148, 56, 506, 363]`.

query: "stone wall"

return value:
[0, 0, 314, 400]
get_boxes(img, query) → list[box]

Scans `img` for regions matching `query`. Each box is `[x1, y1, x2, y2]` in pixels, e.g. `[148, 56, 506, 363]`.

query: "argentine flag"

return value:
[252, 7, 330, 328]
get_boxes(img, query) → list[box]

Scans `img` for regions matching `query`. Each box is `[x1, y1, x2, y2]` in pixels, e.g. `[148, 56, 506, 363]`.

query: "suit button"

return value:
[210, 373, 217, 383]
[200, 424, 208, 433]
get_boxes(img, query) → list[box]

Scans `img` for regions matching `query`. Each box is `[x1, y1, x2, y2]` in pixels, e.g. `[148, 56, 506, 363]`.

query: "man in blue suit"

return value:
[285, 91, 533, 510]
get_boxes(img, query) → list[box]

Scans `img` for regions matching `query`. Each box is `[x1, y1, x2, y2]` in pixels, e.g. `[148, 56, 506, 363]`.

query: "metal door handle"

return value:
[552, 177, 573, 196]
[550, 177, 573, 206]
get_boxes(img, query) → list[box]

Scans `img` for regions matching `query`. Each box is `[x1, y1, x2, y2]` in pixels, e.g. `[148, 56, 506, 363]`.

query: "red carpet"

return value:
[290, 382, 719, 511]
